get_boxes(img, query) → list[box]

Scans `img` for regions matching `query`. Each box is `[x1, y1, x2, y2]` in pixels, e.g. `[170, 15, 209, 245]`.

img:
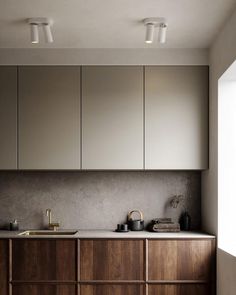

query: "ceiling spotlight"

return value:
[30, 23, 39, 44]
[43, 23, 53, 43]
[145, 23, 155, 44]
[158, 23, 167, 44]
[28, 18, 54, 44]
[143, 17, 168, 44]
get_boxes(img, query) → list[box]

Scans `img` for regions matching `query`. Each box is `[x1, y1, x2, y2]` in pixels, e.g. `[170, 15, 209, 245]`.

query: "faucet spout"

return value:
[46, 208, 60, 231]
[46, 208, 52, 225]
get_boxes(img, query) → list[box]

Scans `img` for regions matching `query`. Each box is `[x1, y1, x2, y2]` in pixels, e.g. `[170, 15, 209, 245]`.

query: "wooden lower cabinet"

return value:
[80, 239, 144, 280]
[80, 284, 144, 295]
[12, 284, 76, 295]
[0, 240, 8, 295]
[148, 284, 210, 295]
[6, 238, 215, 295]
[148, 239, 215, 281]
[12, 239, 76, 281]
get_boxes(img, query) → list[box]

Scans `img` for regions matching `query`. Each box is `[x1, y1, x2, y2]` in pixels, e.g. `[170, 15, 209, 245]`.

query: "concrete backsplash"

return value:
[0, 171, 201, 230]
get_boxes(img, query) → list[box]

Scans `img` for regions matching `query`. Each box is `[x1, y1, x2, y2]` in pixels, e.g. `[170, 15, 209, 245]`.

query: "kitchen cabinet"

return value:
[12, 239, 77, 281]
[0, 65, 209, 170]
[0, 240, 8, 295]
[148, 239, 215, 281]
[145, 66, 208, 169]
[80, 239, 144, 280]
[1, 237, 215, 295]
[80, 284, 144, 295]
[12, 284, 76, 295]
[148, 284, 210, 295]
[82, 66, 143, 169]
[18, 66, 80, 169]
[0, 66, 17, 169]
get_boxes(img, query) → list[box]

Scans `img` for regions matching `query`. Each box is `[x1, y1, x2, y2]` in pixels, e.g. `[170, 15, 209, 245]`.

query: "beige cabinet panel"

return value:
[19, 66, 80, 169]
[145, 66, 208, 169]
[82, 66, 143, 169]
[0, 66, 17, 169]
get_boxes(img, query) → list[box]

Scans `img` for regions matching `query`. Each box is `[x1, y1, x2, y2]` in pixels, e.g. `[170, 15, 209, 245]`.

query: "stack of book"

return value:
[148, 218, 180, 232]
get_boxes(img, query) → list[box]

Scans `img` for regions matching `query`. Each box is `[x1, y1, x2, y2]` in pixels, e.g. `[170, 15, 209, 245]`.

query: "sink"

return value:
[18, 230, 78, 236]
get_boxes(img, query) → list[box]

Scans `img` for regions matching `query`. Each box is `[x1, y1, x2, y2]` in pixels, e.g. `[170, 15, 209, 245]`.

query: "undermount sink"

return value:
[18, 230, 78, 236]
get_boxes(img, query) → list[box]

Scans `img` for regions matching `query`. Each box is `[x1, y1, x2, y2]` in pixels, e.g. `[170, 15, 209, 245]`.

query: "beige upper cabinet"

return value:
[0, 67, 17, 169]
[19, 66, 80, 169]
[82, 66, 143, 169]
[145, 66, 208, 169]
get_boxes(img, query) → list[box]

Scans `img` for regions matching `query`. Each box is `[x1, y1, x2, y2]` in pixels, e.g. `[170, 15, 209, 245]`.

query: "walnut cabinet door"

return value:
[148, 239, 215, 281]
[80, 239, 144, 281]
[12, 239, 77, 281]
[0, 240, 8, 295]
[80, 284, 144, 295]
[12, 284, 76, 295]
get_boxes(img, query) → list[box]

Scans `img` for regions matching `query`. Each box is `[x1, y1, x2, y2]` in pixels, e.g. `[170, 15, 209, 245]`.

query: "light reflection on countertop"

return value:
[0, 229, 215, 239]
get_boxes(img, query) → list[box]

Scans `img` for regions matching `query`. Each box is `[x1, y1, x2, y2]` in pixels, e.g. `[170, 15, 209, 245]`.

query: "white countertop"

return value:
[0, 229, 215, 239]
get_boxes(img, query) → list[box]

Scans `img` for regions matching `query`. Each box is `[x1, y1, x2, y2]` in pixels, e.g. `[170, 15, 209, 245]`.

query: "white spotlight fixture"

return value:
[28, 18, 54, 44]
[145, 23, 155, 44]
[158, 23, 167, 44]
[43, 23, 53, 43]
[30, 23, 39, 44]
[143, 17, 168, 44]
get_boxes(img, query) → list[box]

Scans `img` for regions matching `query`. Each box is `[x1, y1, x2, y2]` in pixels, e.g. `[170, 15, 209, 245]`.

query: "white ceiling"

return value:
[0, 0, 235, 49]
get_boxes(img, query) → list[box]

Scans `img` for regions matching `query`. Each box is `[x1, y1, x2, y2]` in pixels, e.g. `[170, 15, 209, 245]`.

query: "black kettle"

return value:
[127, 210, 144, 231]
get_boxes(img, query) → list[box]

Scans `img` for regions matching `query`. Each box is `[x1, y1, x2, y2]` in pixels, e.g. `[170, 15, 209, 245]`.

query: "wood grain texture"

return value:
[0, 240, 8, 295]
[80, 284, 144, 295]
[148, 284, 210, 295]
[12, 239, 76, 281]
[148, 240, 178, 280]
[80, 240, 144, 280]
[12, 284, 76, 295]
[177, 240, 213, 281]
[148, 240, 214, 281]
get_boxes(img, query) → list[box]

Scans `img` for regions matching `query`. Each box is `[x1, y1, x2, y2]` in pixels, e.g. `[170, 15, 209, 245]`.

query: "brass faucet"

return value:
[46, 209, 60, 231]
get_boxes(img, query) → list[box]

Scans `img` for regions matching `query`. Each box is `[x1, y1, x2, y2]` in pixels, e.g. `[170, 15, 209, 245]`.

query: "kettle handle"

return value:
[128, 210, 144, 221]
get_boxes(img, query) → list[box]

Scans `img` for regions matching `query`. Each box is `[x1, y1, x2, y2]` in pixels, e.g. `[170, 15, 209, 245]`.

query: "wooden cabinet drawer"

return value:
[80, 239, 144, 280]
[12, 284, 76, 295]
[80, 284, 144, 295]
[148, 284, 210, 295]
[12, 239, 76, 281]
[148, 240, 215, 281]
[0, 240, 8, 295]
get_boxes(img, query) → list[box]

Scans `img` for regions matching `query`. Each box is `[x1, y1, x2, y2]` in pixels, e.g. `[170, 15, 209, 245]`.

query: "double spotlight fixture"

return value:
[144, 17, 168, 44]
[27, 17, 167, 45]
[28, 18, 53, 44]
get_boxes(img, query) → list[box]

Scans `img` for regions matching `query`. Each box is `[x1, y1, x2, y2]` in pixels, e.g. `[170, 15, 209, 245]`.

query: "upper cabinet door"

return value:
[82, 66, 143, 169]
[19, 66, 80, 169]
[145, 66, 208, 170]
[0, 67, 17, 169]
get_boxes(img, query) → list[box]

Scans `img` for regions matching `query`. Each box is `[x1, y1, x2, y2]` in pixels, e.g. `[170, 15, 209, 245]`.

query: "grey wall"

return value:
[202, 6, 236, 295]
[0, 48, 208, 65]
[0, 171, 201, 230]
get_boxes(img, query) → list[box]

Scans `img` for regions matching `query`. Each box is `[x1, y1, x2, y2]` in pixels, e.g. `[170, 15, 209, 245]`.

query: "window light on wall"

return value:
[218, 60, 236, 257]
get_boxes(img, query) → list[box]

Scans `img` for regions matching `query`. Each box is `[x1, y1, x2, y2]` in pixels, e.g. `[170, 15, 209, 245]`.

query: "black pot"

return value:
[127, 210, 144, 231]
[128, 219, 144, 231]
